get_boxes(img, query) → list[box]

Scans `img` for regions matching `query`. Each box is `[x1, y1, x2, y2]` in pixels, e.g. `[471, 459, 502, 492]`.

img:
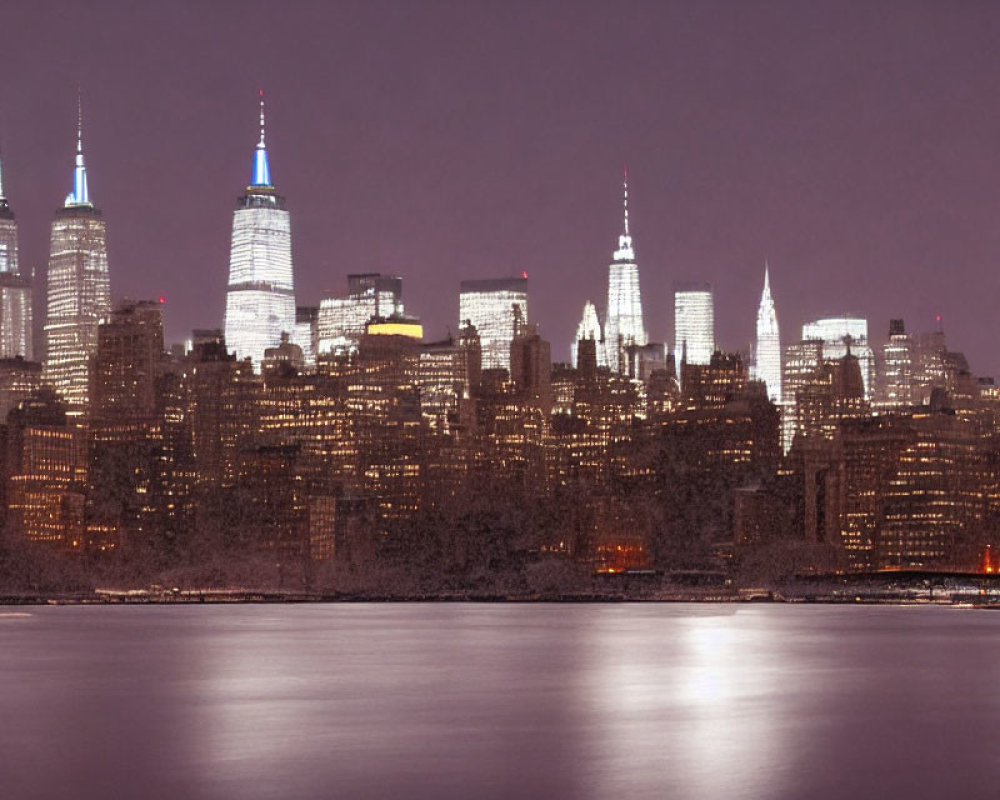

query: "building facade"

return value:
[571, 300, 604, 369]
[0, 153, 32, 360]
[224, 94, 296, 370]
[877, 318, 914, 410]
[800, 316, 875, 402]
[458, 277, 527, 373]
[317, 273, 404, 357]
[42, 111, 111, 409]
[752, 264, 781, 404]
[674, 282, 714, 366]
[603, 171, 647, 372]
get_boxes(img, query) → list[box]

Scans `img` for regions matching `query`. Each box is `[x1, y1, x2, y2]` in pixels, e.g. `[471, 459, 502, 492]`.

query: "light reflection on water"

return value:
[1, 604, 999, 799]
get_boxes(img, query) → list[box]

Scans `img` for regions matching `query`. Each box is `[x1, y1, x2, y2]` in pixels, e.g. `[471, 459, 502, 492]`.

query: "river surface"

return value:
[1, 603, 998, 799]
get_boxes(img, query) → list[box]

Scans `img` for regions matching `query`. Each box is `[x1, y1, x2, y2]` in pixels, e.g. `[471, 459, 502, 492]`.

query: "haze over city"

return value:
[3, 0, 1000, 374]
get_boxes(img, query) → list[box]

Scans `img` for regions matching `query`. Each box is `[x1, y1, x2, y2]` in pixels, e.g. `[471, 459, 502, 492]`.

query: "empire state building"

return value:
[43, 104, 111, 408]
[224, 92, 295, 370]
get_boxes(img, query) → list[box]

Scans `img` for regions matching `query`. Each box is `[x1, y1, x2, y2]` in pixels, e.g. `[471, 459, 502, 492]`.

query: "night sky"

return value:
[3, 1, 1000, 375]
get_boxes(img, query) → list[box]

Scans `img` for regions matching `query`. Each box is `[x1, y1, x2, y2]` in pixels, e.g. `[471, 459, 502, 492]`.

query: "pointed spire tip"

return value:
[622, 165, 630, 237]
[65, 89, 91, 207]
[250, 90, 273, 188]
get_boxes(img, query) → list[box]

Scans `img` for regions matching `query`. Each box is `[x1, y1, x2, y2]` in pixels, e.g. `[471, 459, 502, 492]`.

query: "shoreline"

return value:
[1, 590, 995, 606]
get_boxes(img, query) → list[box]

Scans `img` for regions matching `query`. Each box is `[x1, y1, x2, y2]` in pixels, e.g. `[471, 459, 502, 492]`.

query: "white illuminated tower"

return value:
[752, 263, 781, 403]
[674, 282, 714, 365]
[224, 92, 295, 370]
[571, 300, 604, 369]
[603, 169, 647, 372]
[0, 149, 32, 360]
[43, 100, 111, 408]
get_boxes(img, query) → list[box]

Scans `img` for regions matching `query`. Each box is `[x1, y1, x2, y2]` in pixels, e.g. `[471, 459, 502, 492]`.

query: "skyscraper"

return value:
[571, 300, 604, 369]
[878, 319, 913, 410]
[674, 282, 714, 366]
[458, 277, 527, 372]
[43, 102, 111, 409]
[317, 273, 404, 357]
[603, 169, 647, 372]
[0, 151, 31, 360]
[800, 316, 875, 402]
[224, 92, 295, 371]
[752, 264, 781, 404]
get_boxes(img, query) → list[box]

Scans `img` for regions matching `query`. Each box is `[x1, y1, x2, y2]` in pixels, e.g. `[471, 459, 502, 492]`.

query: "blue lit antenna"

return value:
[250, 89, 273, 188]
[65, 89, 91, 207]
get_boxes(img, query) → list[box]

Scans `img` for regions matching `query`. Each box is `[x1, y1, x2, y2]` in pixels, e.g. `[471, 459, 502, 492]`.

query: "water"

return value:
[1, 603, 998, 800]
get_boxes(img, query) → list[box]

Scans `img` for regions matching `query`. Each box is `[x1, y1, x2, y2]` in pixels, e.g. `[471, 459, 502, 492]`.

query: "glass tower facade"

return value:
[224, 95, 295, 371]
[878, 319, 914, 410]
[801, 316, 875, 402]
[458, 277, 527, 372]
[603, 171, 647, 372]
[43, 114, 111, 408]
[317, 274, 404, 357]
[0, 154, 32, 360]
[674, 282, 715, 366]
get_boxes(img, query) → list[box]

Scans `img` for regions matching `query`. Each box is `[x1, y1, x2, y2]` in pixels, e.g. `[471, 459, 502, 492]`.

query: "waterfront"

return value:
[1, 604, 998, 799]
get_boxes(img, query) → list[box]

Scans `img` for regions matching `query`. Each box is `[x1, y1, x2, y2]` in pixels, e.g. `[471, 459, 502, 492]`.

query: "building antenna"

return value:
[258, 88, 266, 147]
[623, 165, 630, 237]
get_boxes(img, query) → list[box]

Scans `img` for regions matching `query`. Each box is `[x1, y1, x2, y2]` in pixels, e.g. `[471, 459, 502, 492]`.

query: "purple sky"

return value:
[3, 1, 1000, 374]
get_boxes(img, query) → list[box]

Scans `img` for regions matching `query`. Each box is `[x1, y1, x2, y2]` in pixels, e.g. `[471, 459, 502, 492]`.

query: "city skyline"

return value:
[0, 96, 989, 384]
[5, 7, 1000, 799]
[2, 2, 1000, 374]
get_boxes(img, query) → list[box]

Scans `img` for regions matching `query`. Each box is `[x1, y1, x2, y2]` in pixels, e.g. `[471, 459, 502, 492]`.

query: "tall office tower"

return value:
[752, 264, 781, 404]
[292, 306, 318, 370]
[878, 319, 914, 410]
[780, 339, 824, 453]
[800, 316, 875, 402]
[5, 388, 87, 547]
[317, 273, 404, 356]
[224, 93, 295, 371]
[911, 327, 975, 404]
[603, 170, 647, 372]
[778, 316, 876, 453]
[0, 152, 32, 359]
[43, 105, 112, 409]
[0, 357, 41, 421]
[674, 282, 714, 366]
[571, 300, 604, 369]
[89, 300, 165, 545]
[419, 323, 481, 433]
[458, 277, 527, 372]
[90, 299, 164, 427]
[510, 323, 552, 412]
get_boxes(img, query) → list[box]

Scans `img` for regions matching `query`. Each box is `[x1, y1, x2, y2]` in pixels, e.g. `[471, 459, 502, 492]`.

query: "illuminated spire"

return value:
[623, 166, 630, 236]
[613, 166, 634, 262]
[64, 91, 91, 208]
[0, 146, 6, 205]
[250, 89, 273, 188]
[259, 90, 266, 148]
[753, 259, 781, 405]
